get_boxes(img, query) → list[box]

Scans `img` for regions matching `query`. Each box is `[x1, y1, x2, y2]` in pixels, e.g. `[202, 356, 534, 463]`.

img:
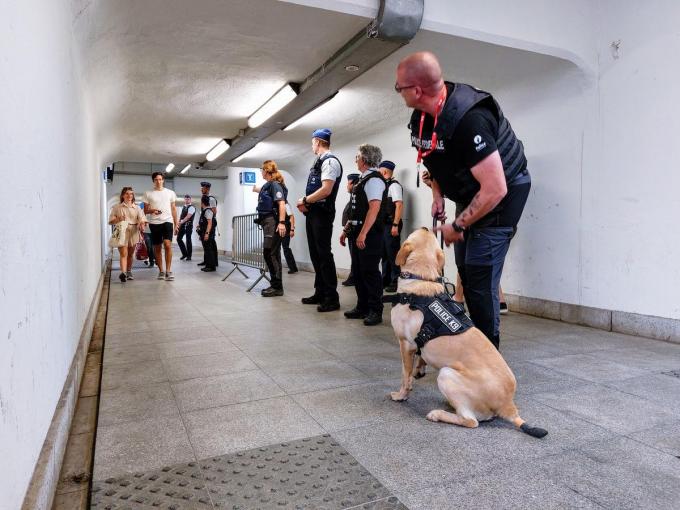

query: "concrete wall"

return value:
[0, 0, 101, 508]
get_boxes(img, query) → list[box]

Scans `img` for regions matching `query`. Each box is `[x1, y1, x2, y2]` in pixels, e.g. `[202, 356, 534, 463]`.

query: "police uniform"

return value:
[378, 162, 403, 291]
[341, 173, 361, 286]
[197, 199, 217, 271]
[198, 181, 218, 267]
[177, 198, 196, 261]
[257, 180, 287, 293]
[345, 168, 386, 323]
[410, 82, 531, 348]
[303, 129, 343, 309]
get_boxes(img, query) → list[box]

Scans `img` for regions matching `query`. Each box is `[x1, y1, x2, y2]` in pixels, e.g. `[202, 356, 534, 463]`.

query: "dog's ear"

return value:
[395, 242, 413, 267]
[436, 248, 445, 270]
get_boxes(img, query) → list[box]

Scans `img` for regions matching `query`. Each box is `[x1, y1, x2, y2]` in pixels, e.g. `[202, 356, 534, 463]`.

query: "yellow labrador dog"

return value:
[388, 227, 547, 438]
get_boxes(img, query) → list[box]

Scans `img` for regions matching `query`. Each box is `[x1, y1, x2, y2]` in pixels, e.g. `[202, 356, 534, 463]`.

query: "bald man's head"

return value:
[397, 51, 444, 97]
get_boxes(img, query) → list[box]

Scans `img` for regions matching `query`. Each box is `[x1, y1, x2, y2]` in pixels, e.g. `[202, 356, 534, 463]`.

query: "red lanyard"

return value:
[417, 87, 447, 163]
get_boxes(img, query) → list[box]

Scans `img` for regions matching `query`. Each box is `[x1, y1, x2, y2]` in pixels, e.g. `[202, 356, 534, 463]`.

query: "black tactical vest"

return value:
[410, 82, 528, 208]
[348, 170, 385, 231]
[380, 178, 401, 225]
[198, 207, 217, 238]
[180, 205, 195, 229]
[305, 153, 343, 214]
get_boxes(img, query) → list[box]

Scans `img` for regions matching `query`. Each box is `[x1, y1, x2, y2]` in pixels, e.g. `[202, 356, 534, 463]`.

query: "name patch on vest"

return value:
[428, 299, 463, 333]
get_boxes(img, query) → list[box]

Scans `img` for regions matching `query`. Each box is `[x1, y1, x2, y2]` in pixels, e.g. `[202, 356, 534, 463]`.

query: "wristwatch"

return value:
[302, 196, 309, 206]
[279, 221, 286, 224]
[392, 223, 399, 227]
[452, 221, 465, 233]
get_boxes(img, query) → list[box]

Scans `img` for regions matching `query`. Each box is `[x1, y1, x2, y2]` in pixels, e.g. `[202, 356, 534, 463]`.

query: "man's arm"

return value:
[171, 198, 179, 232]
[393, 201, 403, 224]
[455, 150, 507, 229]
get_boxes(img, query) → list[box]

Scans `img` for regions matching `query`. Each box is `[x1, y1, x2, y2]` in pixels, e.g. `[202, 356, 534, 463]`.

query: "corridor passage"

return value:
[92, 258, 680, 509]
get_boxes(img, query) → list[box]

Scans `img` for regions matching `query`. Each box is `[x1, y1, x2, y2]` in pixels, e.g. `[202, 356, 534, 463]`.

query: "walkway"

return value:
[92, 257, 680, 509]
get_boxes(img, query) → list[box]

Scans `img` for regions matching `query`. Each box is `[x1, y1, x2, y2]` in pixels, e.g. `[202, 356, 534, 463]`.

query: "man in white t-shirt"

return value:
[143, 172, 179, 281]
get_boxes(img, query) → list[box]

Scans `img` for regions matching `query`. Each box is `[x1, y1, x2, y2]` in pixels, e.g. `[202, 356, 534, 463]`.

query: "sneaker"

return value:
[341, 278, 355, 287]
[317, 301, 340, 312]
[126, 272, 134, 280]
[363, 311, 383, 326]
[165, 272, 174, 281]
[301, 295, 322, 305]
[499, 302, 508, 315]
[262, 287, 284, 297]
[119, 272, 127, 283]
[157, 271, 165, 280]
[344, 307, 367, 319]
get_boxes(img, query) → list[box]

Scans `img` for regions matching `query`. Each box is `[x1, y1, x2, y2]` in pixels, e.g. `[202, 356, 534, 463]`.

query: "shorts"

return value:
[149, 222, 174, 245]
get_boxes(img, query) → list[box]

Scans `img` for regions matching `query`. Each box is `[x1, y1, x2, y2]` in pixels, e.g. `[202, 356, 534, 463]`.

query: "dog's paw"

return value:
[390, 390, 409, 402]
[426, 410, 441, 422]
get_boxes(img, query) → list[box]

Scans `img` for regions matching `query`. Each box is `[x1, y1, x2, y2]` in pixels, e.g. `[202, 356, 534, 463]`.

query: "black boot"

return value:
[344, 307, 367, 319]
[363, 311, 383, 326]
[301, 294, 323, 305]
[317, 299, 340, 312]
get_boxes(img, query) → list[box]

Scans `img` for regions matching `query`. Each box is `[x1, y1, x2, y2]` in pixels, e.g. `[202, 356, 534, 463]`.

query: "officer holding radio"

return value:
[297, 128, 343, 312]
[257, 160, 288, 297]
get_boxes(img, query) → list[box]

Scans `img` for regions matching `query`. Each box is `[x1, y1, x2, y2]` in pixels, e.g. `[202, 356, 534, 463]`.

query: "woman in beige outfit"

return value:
[109, 187, 147, 283]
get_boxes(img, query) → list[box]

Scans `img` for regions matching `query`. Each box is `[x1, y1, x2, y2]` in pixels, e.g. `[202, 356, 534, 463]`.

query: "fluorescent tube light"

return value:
[283, 92, 338, 131]
[206, 139, 230, 162]
[165, 163, 175, 173]
[231, 145, 259, 164]
[180, 164, 191, 174]
[248, 84, 297, 128]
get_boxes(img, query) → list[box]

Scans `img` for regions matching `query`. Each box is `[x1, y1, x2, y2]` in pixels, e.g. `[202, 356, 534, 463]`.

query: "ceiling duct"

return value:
[212, 0, 424, 167]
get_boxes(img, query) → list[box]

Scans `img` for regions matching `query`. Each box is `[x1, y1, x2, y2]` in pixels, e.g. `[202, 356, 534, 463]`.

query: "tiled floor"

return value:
[94, 254, 680, 509]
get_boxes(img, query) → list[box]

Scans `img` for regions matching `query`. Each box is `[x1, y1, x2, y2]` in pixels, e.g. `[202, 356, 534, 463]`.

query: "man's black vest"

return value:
[305, 153, 343, 214]
[348, 170, 385, 232]
[410, 82, 528, 207]
[198, 207, 217, 238]
[380, 178, 401, 225]
[180, 205, 195, 230]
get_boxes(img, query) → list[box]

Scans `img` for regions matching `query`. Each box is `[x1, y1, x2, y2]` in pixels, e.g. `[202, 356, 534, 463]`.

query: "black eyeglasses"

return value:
[394, 82, 417, 93]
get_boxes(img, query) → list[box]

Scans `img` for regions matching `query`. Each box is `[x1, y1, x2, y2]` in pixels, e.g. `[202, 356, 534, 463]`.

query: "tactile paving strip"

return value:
[91, 434, 407, 510]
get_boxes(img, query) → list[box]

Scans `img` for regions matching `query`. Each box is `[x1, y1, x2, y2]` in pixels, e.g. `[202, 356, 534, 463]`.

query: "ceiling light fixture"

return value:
[165, 163, 175, 173]
[345, 65, 360, 72]
[231, 145, 259, 164]
[206, 139, 230, 162]
[248, 84, 298, 128]
[283, 92, 339, 132]
[180, 164, 191, 174]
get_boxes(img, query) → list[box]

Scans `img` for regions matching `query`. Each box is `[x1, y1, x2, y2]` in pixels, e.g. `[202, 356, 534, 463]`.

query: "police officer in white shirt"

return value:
[378, 161, 404, 292]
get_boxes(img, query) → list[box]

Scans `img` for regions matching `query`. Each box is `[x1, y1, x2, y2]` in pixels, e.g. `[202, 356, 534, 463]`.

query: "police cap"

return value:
[379, 160, 396, 171]
[200, 181, 212, 188]
[311, 128, 332, 142]
[346, 173, 360, 183]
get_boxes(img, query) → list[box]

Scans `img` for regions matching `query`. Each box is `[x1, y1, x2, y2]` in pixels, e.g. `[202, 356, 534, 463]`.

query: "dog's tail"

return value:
[499, 405, 548, 439]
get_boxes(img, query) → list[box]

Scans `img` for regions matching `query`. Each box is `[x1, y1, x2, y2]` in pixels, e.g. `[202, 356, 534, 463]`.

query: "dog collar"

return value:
[399, 271, 445, 284]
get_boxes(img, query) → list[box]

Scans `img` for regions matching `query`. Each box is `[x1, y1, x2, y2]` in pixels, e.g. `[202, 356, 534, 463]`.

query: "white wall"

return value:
[0, 0, 101, 508]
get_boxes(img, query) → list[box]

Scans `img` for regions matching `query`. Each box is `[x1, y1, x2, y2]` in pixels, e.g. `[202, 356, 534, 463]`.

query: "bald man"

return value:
[396, 51, 531, 349]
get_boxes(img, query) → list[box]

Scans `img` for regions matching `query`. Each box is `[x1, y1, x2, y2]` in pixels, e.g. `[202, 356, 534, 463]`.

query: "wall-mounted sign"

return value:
[239, 171, 256, 185]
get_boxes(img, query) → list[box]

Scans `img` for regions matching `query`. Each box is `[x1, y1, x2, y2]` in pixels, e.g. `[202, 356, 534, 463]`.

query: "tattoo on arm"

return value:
[458, 193, 482, 227]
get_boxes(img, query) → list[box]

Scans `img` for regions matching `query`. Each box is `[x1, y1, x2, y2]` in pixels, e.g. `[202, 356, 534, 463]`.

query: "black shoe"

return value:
[262, 287, 284, 297]
[363, 311, 383, 326]
[344, 307, 367, 319]
[301, 295, 322, 305]
[341, 278, 355, 287]
[317, 301, 340, 312]
[288, 269, 298, 274]
[119, 272, 127, 283]
[180, 256, 186, 260]
[500, 302, 508, 315]
[201, 267, 216, 272]
[185, 258, 191, 261]
[143, 260, 149, 266]
[384, 284, 397, 293]
[197, 262, 206, 266]
[148, 262, 155, 268]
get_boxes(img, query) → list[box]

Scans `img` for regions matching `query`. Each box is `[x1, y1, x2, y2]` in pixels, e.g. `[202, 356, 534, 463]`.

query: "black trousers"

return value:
[144, 232, 155, 266]
[346, 242, 354, 281]
[281, 223, 298, 272]
[177, 225, 192, 259]
[262, 216, 283, 289]
[454, 181, 531, 349]
[381, 223, 401, 287]
[201, 235, 218, 269]
[350, 229, 383, 314]
[306, 208, 339, 302]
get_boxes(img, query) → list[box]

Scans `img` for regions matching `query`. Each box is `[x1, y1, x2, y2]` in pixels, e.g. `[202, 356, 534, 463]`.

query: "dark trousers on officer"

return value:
[306, 208, 339, 303]
[454, 179, 531, 349]
[281, 223, 298, 273]
[177, 225, 192, 259]
[350, 229, 383, 314]
[201, 234, 218, 269]
[381, 222, 401, 287]
[262, 216, 283, 289]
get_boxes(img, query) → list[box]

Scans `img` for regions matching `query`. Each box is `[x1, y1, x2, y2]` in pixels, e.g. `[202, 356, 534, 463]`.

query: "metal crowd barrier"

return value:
[222, 213, 270, 292]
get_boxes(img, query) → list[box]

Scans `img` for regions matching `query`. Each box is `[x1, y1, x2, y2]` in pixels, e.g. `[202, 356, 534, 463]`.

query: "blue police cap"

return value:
[311, 128, 332, 142]
[200, 181, 212, 188]
[346, 173, 360, 182]
[379, 160, 396, 171]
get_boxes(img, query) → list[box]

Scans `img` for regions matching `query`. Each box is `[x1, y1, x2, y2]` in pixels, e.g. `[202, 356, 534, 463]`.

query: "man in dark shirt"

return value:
[396, 51, 531, 349]
[341, 173, 360, 286]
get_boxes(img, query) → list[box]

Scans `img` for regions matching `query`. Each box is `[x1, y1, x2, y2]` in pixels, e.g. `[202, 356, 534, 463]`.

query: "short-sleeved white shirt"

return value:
[204, 209, 214, 220]
[186, 205, 196, 216]
[143, 188, 177, 224]
[387, 181, 403, 202]
[320, 152, 342, 181]
[208, 196, 217, 208]
[361, 169, 385, 201]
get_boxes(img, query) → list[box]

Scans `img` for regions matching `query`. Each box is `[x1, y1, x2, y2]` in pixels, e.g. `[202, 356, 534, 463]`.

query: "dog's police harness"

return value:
[383, 272, 475, 354]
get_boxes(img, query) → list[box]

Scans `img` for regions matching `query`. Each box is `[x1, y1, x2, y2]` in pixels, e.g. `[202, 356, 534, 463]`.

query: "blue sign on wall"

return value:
[239, 171, 256, 185]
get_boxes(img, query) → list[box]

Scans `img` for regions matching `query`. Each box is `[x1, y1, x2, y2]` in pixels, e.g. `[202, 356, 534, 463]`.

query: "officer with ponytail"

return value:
[257, 160, 288, 297]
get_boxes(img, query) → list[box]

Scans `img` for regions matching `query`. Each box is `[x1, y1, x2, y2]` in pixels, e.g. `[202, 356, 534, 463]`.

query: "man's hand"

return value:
[433, 223, 464, 246]
[296, 198, 308, 214]
[339, 231, 346, 247]
[431, 196, 446, 221]
[203, 233, 209, 241]
[290, 229, 295, 238]
[276, 223, 286, 237]
[174, 224, 179, 235]
[356, 231, 367, 250]
[421, 169, 432, 187]
[391, 226, 399, 237]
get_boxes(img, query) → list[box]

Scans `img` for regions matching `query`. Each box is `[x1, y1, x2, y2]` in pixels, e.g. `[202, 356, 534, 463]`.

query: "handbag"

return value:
[134, 239, 148, 260]
[108, 220, 129, 248]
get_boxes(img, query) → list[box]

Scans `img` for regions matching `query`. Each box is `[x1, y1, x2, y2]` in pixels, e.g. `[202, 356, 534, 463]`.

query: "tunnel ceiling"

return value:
[73, 0, 576, 175]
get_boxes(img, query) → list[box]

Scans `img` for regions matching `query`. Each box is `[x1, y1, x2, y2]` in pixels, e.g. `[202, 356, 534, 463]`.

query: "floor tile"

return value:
[98, 382, 179, 426]
[263, 359, 370, 394]
[101, 360, 167, 391]
[530, 353, 650, 383]
[155, 337, 239, 359]
[162, 351, 258, 382]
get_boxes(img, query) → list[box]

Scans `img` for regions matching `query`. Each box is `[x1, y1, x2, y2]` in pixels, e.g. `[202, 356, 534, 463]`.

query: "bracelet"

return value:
[279, 221, 285, 224]
[392, 223, 399, 227]
[452, 221, 465, 233]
